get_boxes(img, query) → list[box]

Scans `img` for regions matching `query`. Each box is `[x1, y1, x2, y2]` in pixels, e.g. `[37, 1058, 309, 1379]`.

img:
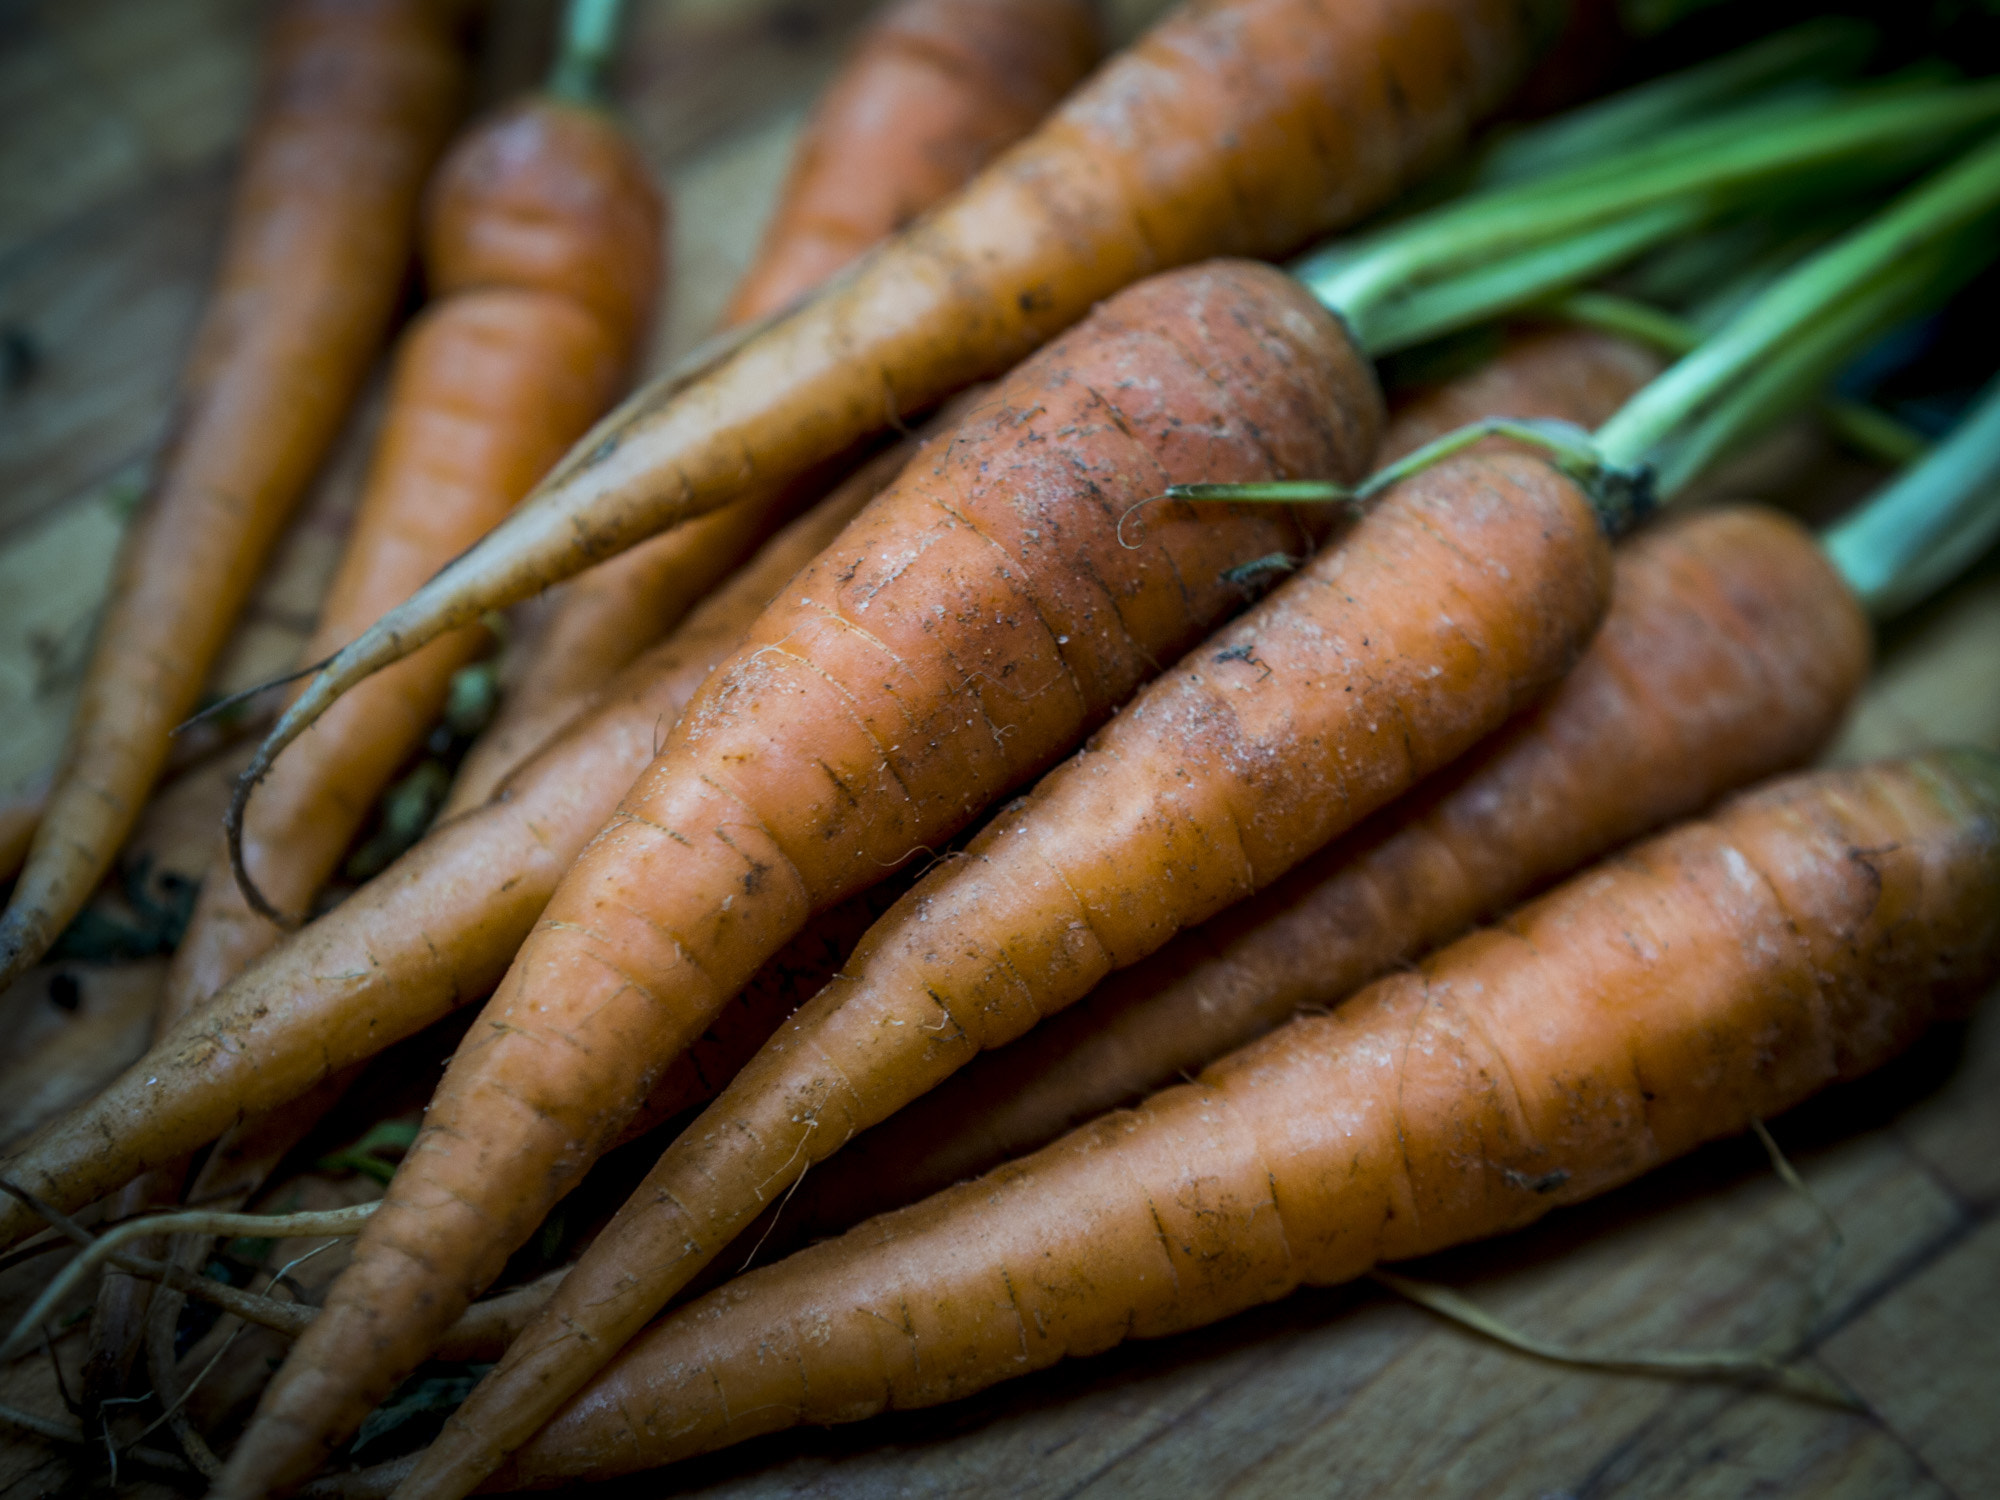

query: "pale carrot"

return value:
[0, 0, 468, 987]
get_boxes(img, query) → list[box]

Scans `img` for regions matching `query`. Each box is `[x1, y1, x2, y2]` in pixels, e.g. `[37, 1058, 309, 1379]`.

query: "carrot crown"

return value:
[1179, 132, 2000, 541]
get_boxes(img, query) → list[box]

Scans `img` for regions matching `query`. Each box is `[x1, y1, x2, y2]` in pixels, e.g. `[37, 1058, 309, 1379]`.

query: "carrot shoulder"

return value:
[0, 0, 467, 987]
[214, 260, 1381, 1500]
[256, 0, 1545, 763]
[496, 752, 2000, 1483]
[445, 0, 1102, 813]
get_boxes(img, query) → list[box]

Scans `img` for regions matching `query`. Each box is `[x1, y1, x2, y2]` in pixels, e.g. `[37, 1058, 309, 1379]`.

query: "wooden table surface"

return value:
[2, 3, 1997, 1497]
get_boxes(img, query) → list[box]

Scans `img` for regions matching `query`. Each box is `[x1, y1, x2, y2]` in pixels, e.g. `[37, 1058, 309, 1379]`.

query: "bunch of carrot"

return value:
[5, 5, 2000, 1496]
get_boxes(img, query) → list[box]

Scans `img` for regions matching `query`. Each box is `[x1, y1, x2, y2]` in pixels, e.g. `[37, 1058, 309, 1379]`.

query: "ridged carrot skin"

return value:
[0, 0, 467, 988]
[795, 502, 1872, 1233]
[219, 261, 1382, 1499]
[722, 0, 1101, 325]
[257, 0, 1552, 761]
[447, 0, 1102, 815]
[411, 354, 1617, 1500]
[495, 752, 2000, 1484]
[0, 443, 914, 1251]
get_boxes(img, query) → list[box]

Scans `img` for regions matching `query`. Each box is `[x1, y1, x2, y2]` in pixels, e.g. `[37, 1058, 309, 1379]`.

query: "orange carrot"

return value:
[74, 88, 660, 1407]
[404, 318, 1623, 1500]
[445, 0, 1102, 816]
[0, 0, 468, 988]
[790, 500, 1871, 1235]
[488, 752, 2000, 1484]
[245, 0, 1549, 794]
[722, 0, 1101, 326]
[0, 439, 919, 1247]
[214, 259, 1383, 1499]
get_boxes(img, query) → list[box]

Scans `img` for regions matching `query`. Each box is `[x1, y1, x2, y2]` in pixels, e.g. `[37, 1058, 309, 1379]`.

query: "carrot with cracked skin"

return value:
[788, 501, 1871, 1234]
[405, 337, 1622, 1500]
[480, 752, 2000, 1486]
[439, 0, 1098, 816]
[213, 259, 1383, 1500]
[0, 0, 468, 988]
[0, 439, 919, 1250]
[240, 0, 1551, 815]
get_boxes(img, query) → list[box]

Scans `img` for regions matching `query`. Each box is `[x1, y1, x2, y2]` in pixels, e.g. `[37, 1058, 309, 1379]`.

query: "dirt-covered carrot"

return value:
[411, 353, 1624, 1500]
[844, 354, 2000, 1220]
[214, 259, 1384, 1500]
[444, 0, 1103, 817]
[789, 501, 1870, 1230]
[0, 439, 918, 1250]
[236, 55, 2000, 877]
[0, 0, 468, 988]
[406, 141, 2000, 1493]
[484, 751, 2000, 1485]
[723, 0, 1100, 325]
[232, 0, 1572, 807]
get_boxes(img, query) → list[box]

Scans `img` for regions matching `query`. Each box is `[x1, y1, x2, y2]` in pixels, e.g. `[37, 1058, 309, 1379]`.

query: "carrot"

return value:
[211, 258, 1383, 1500]
[72, 41, 662, 1408]
[485, 752, 2000, 1485]
[792, 500, 1872, 1233]
[407, 340, 1623, 1500]
[442, 0, 1101, 816]
[409, 135, 2000, 1484]
[722, 0, 1100, 326]
[0, 438, 919, 1248]
[239, 0, 1557, 799]
[0, 0, 468, 988]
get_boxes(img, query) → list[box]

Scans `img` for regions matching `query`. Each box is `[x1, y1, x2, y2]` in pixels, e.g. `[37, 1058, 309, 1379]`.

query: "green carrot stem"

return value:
[1824, 373, 2000, 618]
[1475, 17, 1875, 188]
[1160, 417, 1651, 538]
[1597, 132, 2000, 470]
[1363, 200, 1705, 354]
[1546, 290, 1930, 470]
[1546, 290, 1699, 356]
[1647, 238, 1965, 497]
[1303, 82, 2000, 349]
[1821, 399, 1931, 468]
[546, 0, 626, 106]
